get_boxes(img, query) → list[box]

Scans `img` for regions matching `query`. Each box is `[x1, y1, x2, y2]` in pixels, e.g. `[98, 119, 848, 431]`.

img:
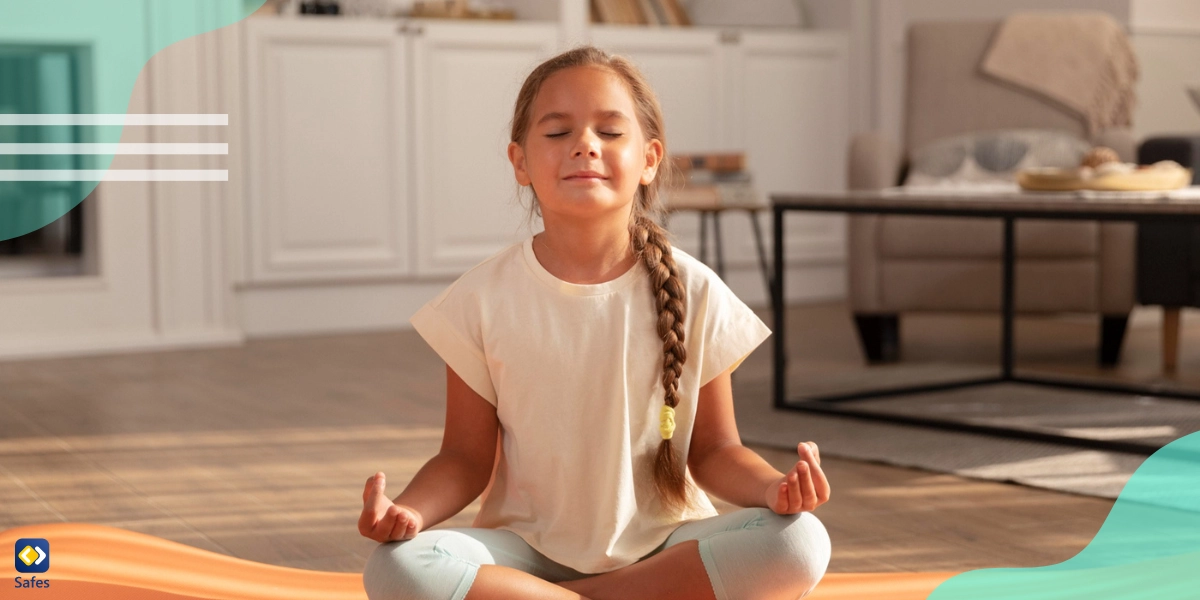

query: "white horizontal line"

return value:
[0, 170, 228, 181]
[0, 143, 228, 155]
[0, 114, 228, 126]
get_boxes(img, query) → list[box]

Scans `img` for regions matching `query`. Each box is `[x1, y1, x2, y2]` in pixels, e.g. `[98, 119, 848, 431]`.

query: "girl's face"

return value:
[508, 66, 663, 225]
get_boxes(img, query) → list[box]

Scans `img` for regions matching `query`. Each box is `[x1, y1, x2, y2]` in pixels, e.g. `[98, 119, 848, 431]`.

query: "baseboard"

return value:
[238, 279, 452, 338]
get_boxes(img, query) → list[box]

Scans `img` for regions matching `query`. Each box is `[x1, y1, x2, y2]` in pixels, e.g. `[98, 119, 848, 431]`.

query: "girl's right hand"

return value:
[358, 472, 424, 543]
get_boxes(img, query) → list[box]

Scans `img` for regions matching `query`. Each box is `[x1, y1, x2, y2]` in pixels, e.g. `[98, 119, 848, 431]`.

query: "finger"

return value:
[775, 480, 789, 514]
[798, 462, 818, 512]
[374, 504, 400, 541]
[405, 518, 418, 540]
[810, 442, 821, 466]
[357, 504, 377, 536]
[799, 442, 818, 467]
[388, 511, 410, 541]
[364, 472, 385, 503]
[810, 459, 831, 505]
[788, 468, 803, 513]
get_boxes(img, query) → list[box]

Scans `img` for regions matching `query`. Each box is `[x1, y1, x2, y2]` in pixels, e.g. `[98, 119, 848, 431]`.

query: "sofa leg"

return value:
[854, 314, 900, 363]
[1100, 314, 1130, 368]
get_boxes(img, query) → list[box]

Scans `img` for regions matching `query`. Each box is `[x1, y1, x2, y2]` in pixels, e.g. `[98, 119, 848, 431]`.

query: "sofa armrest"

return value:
[1093, 127, 1139, 163]
[848, 131, 903, 191]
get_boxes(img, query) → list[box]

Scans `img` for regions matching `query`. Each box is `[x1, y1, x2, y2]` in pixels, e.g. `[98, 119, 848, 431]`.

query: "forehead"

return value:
[532, 65, 636, 117]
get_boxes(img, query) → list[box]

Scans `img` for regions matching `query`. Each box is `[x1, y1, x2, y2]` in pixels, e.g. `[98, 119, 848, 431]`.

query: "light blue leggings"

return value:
[362, 507, 831, 600]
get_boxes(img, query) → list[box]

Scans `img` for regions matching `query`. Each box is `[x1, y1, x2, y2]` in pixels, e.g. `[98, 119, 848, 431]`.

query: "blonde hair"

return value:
[509, 46, 696, 514]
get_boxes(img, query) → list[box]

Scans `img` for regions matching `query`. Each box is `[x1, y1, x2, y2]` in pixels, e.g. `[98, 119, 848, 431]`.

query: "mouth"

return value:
[564, 172, 607, 180]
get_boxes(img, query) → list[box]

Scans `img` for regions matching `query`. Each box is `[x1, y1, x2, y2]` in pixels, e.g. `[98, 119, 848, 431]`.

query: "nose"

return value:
[572, 130, 600, 159]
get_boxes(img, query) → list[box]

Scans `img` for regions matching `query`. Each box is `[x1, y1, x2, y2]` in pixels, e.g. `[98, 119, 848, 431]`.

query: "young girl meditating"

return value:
[359, 46, 831, 600]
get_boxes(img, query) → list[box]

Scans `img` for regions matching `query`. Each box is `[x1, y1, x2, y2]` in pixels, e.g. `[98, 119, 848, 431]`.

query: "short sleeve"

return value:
[697, 277, 772, 387]
[410, 285, 498, 407]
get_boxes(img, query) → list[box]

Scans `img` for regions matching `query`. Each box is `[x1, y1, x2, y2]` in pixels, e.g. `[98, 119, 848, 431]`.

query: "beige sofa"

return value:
[848, 20, 1137, 366]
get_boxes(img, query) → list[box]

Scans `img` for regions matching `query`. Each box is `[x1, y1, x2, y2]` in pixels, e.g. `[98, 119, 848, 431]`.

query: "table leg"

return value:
[749, 208, 775, 301]
[773, 205, 786, 409]
[713, 211, 726, 279]
[1164, 306, 1181, 374]
[1001, 217, 1016, 380]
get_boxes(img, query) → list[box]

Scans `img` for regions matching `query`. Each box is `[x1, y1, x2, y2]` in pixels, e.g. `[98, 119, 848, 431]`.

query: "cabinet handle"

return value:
[414, 25, 425, 35]
[720, 30, 741, 44]
[397, 23, 409, 34]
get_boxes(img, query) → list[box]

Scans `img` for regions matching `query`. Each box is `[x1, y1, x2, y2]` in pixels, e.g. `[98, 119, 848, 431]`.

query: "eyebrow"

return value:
[535, 110, 630, 126]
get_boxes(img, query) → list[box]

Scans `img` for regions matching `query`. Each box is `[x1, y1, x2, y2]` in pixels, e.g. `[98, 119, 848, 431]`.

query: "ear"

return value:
[641, 138, 664, 186]
[508, 141, 532, 186]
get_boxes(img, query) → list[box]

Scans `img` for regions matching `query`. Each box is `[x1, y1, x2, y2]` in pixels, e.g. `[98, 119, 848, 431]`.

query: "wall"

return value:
[1130, 0, 1200, 138]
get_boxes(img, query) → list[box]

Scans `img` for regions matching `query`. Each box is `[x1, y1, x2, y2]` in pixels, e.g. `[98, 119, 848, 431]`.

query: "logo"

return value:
[14, 539, 49, 574]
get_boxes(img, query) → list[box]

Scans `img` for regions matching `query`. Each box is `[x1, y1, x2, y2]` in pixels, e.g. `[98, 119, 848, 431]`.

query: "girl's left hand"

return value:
[765, 441, 830, 515]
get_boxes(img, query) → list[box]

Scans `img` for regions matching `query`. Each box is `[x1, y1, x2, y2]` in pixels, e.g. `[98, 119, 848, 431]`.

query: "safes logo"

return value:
[14, 539, 49, 574]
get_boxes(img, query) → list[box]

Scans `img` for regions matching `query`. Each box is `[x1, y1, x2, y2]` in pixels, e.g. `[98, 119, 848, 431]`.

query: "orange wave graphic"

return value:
[3, 523, 955, 599]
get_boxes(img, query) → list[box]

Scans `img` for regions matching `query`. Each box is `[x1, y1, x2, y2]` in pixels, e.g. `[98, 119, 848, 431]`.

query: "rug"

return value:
[735, 370, 1200, 499]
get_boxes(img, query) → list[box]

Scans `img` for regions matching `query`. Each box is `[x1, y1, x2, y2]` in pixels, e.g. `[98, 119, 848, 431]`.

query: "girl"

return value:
[359, 46, 831, 600]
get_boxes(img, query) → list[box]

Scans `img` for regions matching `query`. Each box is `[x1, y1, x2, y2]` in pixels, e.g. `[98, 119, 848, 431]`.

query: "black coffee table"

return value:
[770, 185, 1200, 455]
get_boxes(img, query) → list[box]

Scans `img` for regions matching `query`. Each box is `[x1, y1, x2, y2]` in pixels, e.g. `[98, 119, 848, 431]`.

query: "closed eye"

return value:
[544, 132, 624, 138]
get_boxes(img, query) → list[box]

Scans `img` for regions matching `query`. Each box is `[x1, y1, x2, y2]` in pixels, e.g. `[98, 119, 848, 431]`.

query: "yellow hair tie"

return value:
[659, 405, 676, 440]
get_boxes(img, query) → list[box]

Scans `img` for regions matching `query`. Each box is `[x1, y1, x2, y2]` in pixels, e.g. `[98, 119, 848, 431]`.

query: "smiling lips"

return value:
[565, 171, 606, 180]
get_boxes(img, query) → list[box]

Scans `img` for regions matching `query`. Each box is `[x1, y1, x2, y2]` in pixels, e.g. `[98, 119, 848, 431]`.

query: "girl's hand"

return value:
[765, 441, 830, 515]
[358, 472, 424, 543]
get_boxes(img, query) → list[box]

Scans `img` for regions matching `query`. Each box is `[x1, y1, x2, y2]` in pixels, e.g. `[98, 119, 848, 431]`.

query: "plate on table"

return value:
[1018, 165, 1193, 192]
[1016, 167, 1089, 191]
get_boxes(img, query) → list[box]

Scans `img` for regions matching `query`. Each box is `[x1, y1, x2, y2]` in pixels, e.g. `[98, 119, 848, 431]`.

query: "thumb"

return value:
[364, 472, 386, 502]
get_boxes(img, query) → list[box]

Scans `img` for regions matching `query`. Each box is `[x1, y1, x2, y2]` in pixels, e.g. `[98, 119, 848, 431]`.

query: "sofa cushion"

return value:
[904, 129, 1091, 187]
[880, 217, 1099, 259]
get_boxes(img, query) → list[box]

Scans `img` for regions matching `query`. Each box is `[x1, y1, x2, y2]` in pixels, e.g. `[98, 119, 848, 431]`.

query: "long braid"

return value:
[630, 212, 695, 514]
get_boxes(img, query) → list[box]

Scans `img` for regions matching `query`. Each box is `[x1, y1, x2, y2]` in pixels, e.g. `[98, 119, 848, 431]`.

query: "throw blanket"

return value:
[980, 11, 1139, 138]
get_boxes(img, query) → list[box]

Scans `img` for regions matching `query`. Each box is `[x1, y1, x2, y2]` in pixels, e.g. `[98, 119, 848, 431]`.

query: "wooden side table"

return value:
[662, 196, 776, 303]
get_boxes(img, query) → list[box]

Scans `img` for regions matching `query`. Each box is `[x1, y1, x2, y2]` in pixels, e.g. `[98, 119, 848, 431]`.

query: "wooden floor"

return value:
[3, 302, 1197, 574]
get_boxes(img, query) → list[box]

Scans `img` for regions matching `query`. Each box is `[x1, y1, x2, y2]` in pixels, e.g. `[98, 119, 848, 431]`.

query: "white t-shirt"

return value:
[409, 233, 771, 574]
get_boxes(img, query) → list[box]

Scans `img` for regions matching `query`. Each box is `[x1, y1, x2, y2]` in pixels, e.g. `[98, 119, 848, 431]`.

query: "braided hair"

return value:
[509, 46, 697, 514]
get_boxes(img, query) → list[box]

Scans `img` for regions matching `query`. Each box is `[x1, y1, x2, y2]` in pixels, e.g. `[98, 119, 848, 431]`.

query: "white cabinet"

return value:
[591, 27, 850, 268]
[244, 18, 410, 284]
[735, 31, 850, 263]
[244, 18, 559, 283]
[588, 27, 728, 153]
[238, 17, 850, 333]
[409, 21, 559, 276]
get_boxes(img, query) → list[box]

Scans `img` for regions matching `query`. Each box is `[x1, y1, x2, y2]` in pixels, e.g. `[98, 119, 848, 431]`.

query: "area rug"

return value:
[735, 373, 1200, 499]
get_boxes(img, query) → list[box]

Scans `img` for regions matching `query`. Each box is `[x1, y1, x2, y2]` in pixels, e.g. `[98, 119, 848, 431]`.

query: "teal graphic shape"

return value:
[0, 0, 266, 242]
[928, 431, 1200, 599]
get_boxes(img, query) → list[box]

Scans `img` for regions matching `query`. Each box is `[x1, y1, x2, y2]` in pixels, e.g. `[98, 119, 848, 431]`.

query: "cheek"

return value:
[530, 148, 561, 179]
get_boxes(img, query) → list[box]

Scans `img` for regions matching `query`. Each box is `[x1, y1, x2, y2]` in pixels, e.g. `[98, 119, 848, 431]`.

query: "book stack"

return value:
[665, 152, 762, 210]
[409, 0, 515, 20]
[591, 0, 691, 26]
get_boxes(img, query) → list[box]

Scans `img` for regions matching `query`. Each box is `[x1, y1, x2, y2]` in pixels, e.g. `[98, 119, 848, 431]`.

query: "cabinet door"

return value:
[589, 27, 726, 261]
[589, 27, 727, 155]
[733, 31, 850, 263]
[244, 18, 409, 284]
[410, 21, 559, 276]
